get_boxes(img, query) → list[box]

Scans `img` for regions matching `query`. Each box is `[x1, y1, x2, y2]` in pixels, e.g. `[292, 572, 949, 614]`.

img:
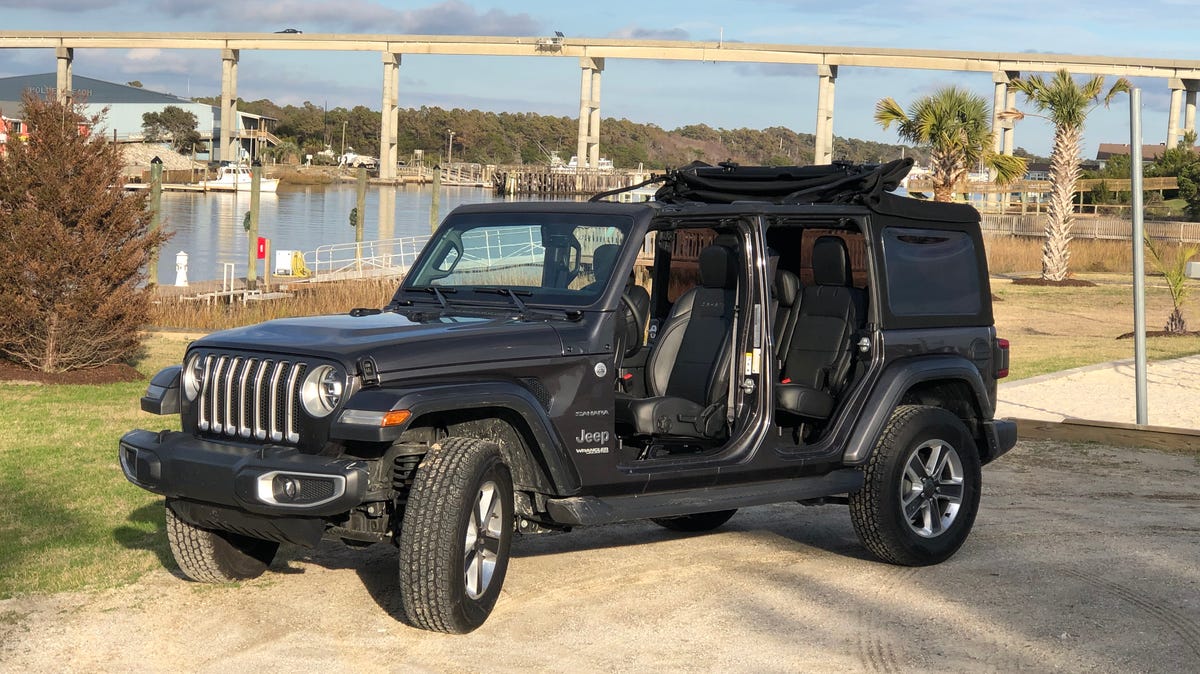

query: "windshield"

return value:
[401, 213, 634, 307]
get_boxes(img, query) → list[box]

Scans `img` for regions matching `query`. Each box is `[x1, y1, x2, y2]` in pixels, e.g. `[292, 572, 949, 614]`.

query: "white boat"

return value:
[202, 165, 280, 193]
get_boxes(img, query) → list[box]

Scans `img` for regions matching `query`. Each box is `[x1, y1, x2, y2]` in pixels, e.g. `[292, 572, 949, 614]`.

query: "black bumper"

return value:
[983, 419, 1018, 464]
[118, 429, 369, 517]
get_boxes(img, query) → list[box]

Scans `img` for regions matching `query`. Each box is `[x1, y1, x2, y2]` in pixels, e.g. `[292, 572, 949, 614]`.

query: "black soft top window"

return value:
[881, 227, 981, 317]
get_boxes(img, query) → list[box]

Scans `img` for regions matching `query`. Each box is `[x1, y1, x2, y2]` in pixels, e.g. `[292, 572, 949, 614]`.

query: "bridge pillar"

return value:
[1184, 80, 1198, 140]
[1167, 78, 1184, 148]
[55, 46, 73, 102]
[1003, 71, 1018, 157]
[380, 52, 401, 181]
[990, 71, 1020, 210]
[219, 48, 239, 163]
[576, 57, 604, 168]
[813, 65, 837, 165]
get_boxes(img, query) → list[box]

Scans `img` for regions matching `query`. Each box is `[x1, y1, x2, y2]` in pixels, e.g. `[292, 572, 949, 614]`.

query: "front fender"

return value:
[843, 356, 994, 465]
[331, 380, 580, 494]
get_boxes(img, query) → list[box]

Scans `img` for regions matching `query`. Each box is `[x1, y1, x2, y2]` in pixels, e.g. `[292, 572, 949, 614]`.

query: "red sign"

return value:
[256, 237, 267, 260]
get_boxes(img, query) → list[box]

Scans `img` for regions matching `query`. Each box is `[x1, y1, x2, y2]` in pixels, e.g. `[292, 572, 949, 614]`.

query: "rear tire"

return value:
[849, 405, 981, 566]
[164, 500, 279, 583]
[398, 437, 514, 634]
[652, 509, 737, 532]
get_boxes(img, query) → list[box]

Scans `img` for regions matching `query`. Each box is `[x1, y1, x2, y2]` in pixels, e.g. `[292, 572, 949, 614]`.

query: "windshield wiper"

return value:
[406, 285, 456, 309]
[473, 287, 531, 315]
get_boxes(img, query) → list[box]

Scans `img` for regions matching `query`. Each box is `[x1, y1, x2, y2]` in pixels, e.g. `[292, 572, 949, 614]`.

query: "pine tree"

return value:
[0, 91, 168, 373]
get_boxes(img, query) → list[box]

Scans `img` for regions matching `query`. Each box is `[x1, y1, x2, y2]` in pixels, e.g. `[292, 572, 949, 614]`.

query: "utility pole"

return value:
[147, 156, 163, 285]
[1130, 88, 1148, 424]
[356, 166, 367, 271]
[341, 120, 347, 156]
[247, 161, 261, 290]
[430, 165, 441, 233]
[447, 129, 455, 165]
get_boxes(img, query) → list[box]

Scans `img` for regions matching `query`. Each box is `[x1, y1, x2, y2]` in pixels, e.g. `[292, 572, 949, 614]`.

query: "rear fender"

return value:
[843, 356, 994, 465]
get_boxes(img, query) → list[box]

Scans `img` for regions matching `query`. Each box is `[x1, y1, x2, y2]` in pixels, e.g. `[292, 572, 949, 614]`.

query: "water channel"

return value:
[152, 183, 528, 285]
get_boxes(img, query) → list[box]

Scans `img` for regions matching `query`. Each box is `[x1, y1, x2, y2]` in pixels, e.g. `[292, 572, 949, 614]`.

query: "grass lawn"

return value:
[0, 334, 191, 599]
[993, 274, 1200, 379]
[3, 277, 1200, 598]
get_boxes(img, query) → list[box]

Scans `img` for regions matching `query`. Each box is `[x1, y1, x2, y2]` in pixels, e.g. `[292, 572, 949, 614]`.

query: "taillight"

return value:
[995, 338, 1010, 378]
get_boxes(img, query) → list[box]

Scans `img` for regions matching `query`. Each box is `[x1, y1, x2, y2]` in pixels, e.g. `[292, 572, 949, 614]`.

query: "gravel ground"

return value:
[2, 439, 1198, 673]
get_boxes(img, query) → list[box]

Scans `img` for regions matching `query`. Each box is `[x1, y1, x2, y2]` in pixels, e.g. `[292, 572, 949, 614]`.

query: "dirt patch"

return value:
[1116, 329, 1200, 339]
[1010, 277, 1098, 287]
[2, 440, 1199, 672]
[0, 361, 144, 385]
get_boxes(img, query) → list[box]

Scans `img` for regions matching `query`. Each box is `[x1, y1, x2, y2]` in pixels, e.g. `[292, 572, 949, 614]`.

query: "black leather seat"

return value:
[616, 244, 737, 438]
[772, 268, 801, 372]
[776, 236, 865, 422]
[593, 243, 650, 356]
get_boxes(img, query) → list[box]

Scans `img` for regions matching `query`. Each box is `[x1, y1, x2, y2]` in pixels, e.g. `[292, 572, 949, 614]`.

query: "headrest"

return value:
[699, 245, 737, 289]
[592, 244, 621, 283]
[812, 236, 852, 287]
[774, 269, 800, 307]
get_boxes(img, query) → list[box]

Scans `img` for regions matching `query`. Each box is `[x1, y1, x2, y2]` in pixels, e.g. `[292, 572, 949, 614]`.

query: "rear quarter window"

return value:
[882, 227, 981, 316]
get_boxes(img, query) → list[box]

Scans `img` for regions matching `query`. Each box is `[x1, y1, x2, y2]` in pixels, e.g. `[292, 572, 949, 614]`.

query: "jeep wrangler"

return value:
[121, 159, 1015, 633]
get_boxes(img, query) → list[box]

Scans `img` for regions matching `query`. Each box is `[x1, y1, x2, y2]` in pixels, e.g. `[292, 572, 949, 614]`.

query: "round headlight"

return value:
[301, 365, 343, 418]
[182, 354, 204, 401]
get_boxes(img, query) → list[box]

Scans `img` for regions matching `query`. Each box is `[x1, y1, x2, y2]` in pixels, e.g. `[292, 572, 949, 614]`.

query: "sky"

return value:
[2, 0, 1199, 159]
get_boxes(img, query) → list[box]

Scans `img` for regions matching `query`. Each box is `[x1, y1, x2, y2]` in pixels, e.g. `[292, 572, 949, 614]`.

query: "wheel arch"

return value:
[333, 381, 579, 497]
[844, 356, 994, 465]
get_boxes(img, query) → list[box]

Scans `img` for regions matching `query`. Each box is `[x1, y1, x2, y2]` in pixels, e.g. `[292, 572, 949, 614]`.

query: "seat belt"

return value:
[725, 278, 740, 427]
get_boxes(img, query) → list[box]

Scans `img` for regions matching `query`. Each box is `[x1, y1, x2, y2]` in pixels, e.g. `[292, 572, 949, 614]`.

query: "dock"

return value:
[492, 167, 651, 196]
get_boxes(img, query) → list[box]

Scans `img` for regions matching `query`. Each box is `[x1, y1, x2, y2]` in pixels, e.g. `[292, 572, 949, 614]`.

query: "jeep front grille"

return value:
[196, 354, 307, 444]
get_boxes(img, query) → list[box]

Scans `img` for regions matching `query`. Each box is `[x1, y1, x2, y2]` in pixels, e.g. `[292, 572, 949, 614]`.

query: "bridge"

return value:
[4, 31, 1200, 178]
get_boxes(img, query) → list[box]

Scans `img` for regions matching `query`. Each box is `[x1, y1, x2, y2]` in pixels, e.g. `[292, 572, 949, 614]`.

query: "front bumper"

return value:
[118, 429, 368, 517]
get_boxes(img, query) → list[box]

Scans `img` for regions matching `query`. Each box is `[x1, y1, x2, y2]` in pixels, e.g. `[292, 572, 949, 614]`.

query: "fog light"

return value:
[279, 476, 298, 500]
[256, 471, 345, 508]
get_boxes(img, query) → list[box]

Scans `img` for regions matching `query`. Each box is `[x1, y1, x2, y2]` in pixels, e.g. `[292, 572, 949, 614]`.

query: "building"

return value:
[1095, 143, 1198, 169]
[0, 73, 276, 161]
[0, 114, 25, 156]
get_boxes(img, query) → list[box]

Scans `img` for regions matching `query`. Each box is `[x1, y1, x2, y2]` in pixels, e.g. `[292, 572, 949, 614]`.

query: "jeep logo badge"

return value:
[594, 362, 608, 378]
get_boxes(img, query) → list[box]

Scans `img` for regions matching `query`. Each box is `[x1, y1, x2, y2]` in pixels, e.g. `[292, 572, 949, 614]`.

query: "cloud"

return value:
[153, 0, 540, 35]
[607, 25, 690, 41]
[0, 0, 113, 10]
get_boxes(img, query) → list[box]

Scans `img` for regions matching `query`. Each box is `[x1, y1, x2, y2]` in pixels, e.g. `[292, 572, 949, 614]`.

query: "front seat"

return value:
[615, 243, 737, 438]
[775, 236, 865, 422]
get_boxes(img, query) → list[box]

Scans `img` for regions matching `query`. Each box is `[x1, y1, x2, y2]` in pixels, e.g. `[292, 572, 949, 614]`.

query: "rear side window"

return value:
[882, 228, 980, 316]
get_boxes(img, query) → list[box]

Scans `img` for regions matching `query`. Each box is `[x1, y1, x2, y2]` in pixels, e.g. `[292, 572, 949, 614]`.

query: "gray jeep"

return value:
[121, 159, 1015, 633]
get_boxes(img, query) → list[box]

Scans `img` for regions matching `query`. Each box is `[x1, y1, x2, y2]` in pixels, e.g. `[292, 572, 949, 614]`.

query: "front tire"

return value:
[164, 500, 279, 583]
[849, 405, 981, 566]
[398, 437, 514, 634]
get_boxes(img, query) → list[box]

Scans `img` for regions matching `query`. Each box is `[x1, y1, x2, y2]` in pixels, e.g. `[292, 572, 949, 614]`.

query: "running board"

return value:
[545, 469, 863, 526]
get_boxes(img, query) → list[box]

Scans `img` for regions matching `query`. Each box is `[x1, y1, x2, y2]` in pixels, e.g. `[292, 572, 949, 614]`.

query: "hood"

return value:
[192, 310, 566, 374]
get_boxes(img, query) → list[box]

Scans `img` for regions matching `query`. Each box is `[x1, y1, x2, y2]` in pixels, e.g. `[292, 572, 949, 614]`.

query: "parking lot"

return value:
[2, 439, 1198, 673]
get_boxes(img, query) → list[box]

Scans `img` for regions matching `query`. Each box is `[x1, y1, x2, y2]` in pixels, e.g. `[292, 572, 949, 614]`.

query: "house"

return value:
[0, 114, 25, 156]
[1095, 143, 1197, 169]
[0, 73, 277, 162]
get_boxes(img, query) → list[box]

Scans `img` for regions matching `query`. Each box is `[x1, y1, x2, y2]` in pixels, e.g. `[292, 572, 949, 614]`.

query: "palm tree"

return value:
[1009, 70, 1131, 281]
[875, 86, 1026, 202]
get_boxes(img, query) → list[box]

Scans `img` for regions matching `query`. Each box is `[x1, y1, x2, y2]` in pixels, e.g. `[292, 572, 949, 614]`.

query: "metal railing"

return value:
[981, 214, 1200, 243]
[305, 235, 431, 280]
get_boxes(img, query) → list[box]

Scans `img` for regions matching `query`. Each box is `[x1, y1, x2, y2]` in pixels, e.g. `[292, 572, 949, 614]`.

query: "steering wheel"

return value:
[619, 291, 646, 359]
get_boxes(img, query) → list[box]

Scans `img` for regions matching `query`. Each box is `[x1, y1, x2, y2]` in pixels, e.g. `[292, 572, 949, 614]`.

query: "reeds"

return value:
[150, 279, 397, 331]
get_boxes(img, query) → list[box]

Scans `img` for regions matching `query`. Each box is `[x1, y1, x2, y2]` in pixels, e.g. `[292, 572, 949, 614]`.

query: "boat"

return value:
[202, 164, 280, 193]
